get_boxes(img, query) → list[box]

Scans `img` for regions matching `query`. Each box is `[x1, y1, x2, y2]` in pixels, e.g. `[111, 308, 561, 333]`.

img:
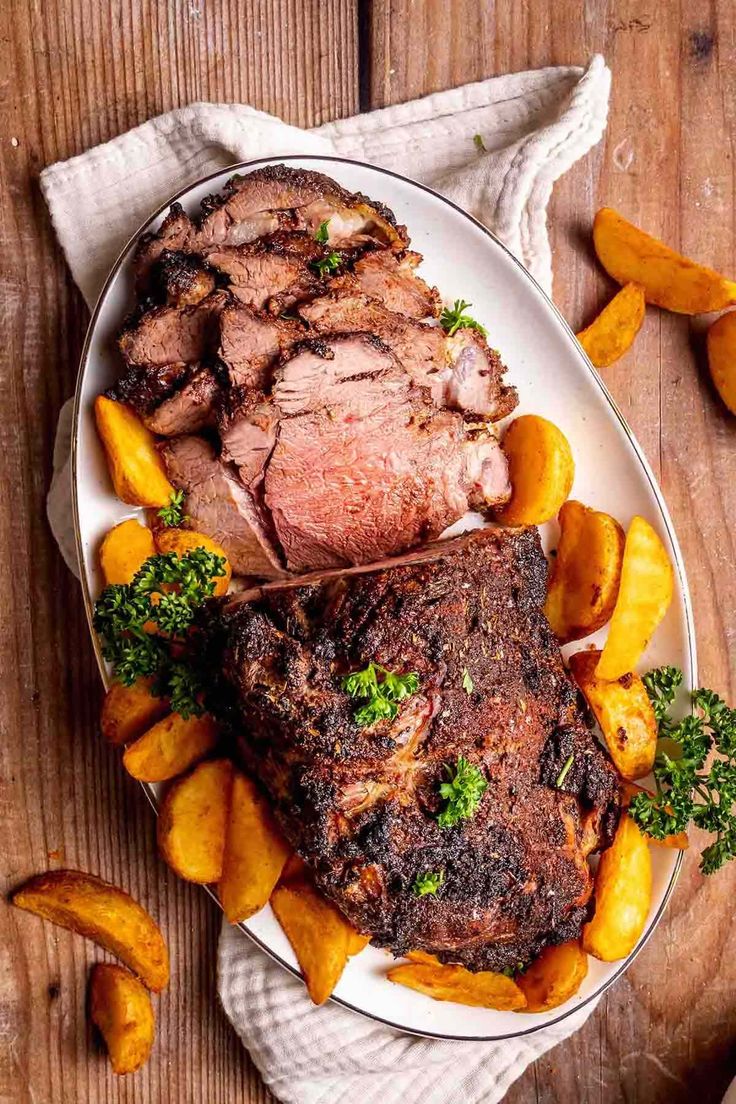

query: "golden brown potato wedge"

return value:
[596, 516, 674, 681]
[706, 310, 736, 415]
[219, 770, 291, 923]
[576, 282, 646, 368]
[95, 396, 174, 508]
[593, 207, 736, 314]
[497, 415, 575, 526]
[99, 519, 156, 586]
[516, 941, 588, 1012]
[11, 870, 169, 990]
[545, 500, 625, 644]
[347, 930, 371, 956]
[271, 867, 352, 1005]
[582, 813, 652, 962]
[157, 759, 233, 884]
[154, 528, 232, 597]
[122, 712, 219, 783]
[387, 958, 527, 1011]
[621, 782, 689, 850]
[89, 963, 155, 1075]
[569, 650, 657, 781]
[100, 678, 169, 746]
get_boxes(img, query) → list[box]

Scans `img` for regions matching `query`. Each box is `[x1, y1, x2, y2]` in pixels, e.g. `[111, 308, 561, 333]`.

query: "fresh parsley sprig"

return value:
[311, 250, 342, 277]
[629, 667, 736, 873]
[437, 756, 488, 828]
[342, 662, 420, 727]
[314, 219, 330, 243]
[157, 489, 189, 528]
[439, 299, 488, 338]
[412, 871, 444, 897]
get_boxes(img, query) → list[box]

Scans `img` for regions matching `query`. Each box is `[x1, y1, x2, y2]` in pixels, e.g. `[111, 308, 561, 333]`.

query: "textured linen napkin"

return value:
[44, 56, 610, 1103]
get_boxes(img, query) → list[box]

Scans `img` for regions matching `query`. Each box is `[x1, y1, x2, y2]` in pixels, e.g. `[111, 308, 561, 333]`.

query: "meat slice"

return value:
[133, 203, 197, 288]
[220, 395, 278, 486]
[263, 334, 510, 572]
[340, 250, 440, 319]
[160, 435, 284, 579]
[205, 527, 620, 972]
[150, 250, 216, 308]
[110, 363, 188, 415]
[219, 303, 302, 391]
[142, 365, 220, 436]
[118, 290, 229, 367]
[202, 245, 323, 312]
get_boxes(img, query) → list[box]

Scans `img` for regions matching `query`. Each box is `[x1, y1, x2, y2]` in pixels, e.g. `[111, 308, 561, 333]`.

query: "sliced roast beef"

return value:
[133, 203, 197, 288]
[219, 303, 302, 391]
[142, 365, 220, 436]
[110, 362, 188, 415]
[220, 394, 278, 487]
[160, 435, 284, 578]
[118, 290, 229, 367]
[444, 329, 518, 420]
[202, 245, 323, 311]
[150, 250, 216, 308]
[337, 250, 440, 319]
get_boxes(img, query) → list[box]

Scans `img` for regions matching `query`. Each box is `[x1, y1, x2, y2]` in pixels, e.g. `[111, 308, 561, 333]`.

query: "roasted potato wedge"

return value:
[95, 395, 174, 508]
[100, 678, 169, 746]
[621, 782, 689, 849]
[122, 711, 218, 783]
[219, 770, 291, 923]
[89, 963, 155, 1075]
[388, 958, 527, 1011]
[157, 759, 233, 883]
[154, 528, 232, 597]
[576, 282, 646, 368]
[99, 519, 156, 586]
[593, 207, 736, 314]
[706, 310, 736, 415]
[569, 651, 657, 780]
[11, 870, 169, 990]
[347, 930, 371, 956]
[271, 867, 352, 1005]
[596, 516, 674, 680]
[516, 941, 588, 1012]
[545, 500, 625, 643]
[582, 813, 652, 962]
[497, 415, 575, 526]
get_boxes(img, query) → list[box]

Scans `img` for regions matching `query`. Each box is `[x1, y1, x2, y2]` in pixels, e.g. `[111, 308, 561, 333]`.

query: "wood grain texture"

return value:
[0, 1, 734, 1102]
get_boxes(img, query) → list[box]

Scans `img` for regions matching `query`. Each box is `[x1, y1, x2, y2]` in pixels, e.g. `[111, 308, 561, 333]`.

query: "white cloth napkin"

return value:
[43, 56, 610, 1103]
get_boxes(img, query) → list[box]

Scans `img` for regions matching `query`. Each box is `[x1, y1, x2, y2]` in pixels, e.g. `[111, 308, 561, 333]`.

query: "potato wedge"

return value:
[95, 395, 174, 508]
[347, 930, 371, 956]
[706, 310, 736, 415]
[100, 678, 169, 746]
[219, 771, 291, 922]
[582, 813, 652, 962]
[99, 519, 156, 586]
[596, 516, 674, 680]
[11, 870, 169, 990]
[593, 207, 736, 314]
[271, 868, 352, 1005]
[621, 782, 689, 849]
[155, 528, 232, 597]
[122, 711, 218, 783]
[497, 415, 575, 526]
[388, 959, 526, 1011]
[569, 650, 657, 780]
[89, 963, 155, 1075]
[157, 759, 233, 883]
[545, 500, 625, 643]
[576, 283, 646, 368]
[516, 941, 588, 1012]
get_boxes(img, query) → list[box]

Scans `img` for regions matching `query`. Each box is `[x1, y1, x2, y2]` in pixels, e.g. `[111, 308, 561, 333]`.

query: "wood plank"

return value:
[0, 3, 357, 1103]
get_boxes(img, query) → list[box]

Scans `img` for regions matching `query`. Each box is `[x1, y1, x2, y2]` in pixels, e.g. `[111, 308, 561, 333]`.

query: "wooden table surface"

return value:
[1, 2, 735, 1101]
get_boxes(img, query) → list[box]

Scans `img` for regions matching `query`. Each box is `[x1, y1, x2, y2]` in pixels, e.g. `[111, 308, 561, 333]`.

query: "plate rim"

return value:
[71, 153, 696, 1041]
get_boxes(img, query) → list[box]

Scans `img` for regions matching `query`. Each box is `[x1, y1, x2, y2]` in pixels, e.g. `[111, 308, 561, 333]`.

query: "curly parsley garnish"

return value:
[437, 756, 488, 828]
[311, 250, 342, 277]
[629, 666, 736, 873]
[342, 662, 420, 727]
[314, 219, 330, 243]
[157, 489, 188, 528]
[439, 299, 488, 338]
[93, 548, 226, 718]
[412, 871, 444, 897]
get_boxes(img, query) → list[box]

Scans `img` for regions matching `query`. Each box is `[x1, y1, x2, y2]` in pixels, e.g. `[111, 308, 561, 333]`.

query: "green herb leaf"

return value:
[473, 133, 486, 152]
[315, 219, 330, 243]
[157, 489, 188, 528]
[342, 663, 420, 727]
[311, 251, 342, 277]
[555, 753, 574, 788]
[437, 756, 488, 828]
[439, 299, 488, 338]
[462, 668, 474, 695]
[412, 870, 444, 897]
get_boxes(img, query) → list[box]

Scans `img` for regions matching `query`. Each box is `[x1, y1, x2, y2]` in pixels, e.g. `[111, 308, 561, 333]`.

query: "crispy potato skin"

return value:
[387, 954, 527, 1011]
[99, 519, 156, 586]
[593, 207, 736, 314]
[516, 940, 588, 1012]
[569, 651, 657, 781]
[576, 283, 646, 368]
[219, 771, 291, 923]
[11, 870, 169, 990]
[582, 813, 652, 962]
[270, 866, 352, 1005]
[154, 528, 232, 596]
[122, 712, 219, 782]
[157, 759, 233, 883]
[706, 310, 736, 415]
[596, 516, 674, 681]
[545, 500, 625, 644]
[89, 963, 155, 1075]
[100, 678, 169, 746]
[497, 415, 575, 526]
[94, 396, 174, 508]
